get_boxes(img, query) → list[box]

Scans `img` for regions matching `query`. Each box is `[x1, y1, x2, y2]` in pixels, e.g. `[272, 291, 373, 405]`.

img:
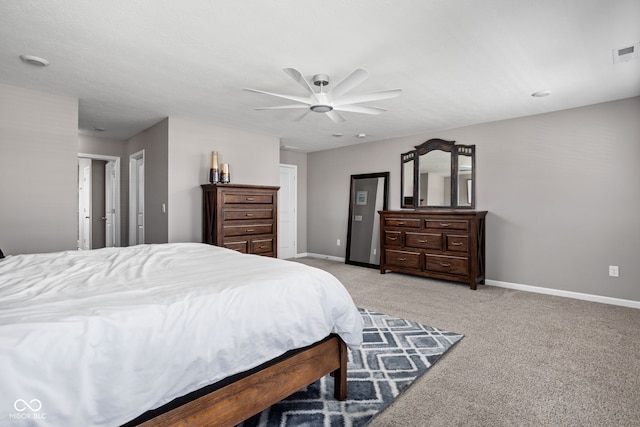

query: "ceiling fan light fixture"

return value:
[310, 104, 333, 113]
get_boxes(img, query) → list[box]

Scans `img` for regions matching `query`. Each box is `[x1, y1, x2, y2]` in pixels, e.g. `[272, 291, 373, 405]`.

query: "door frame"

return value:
[78, 153, 121, 248]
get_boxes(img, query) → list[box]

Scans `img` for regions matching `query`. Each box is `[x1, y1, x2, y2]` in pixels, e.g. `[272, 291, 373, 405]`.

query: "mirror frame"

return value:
[345, 172, 389, 269]
[401, 138, 476, 209]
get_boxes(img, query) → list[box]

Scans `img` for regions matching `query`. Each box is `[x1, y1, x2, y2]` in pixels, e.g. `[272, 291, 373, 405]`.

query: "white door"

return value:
[278, 164, 297, 259]
[129, 150, 145, 245]
[104, 161, 116, 247]
[80, 163, 92, 250]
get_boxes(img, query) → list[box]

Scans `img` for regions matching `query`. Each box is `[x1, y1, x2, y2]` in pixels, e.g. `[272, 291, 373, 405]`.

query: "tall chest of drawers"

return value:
[202, 184, 279, 258]
[379, 210, 487, 289]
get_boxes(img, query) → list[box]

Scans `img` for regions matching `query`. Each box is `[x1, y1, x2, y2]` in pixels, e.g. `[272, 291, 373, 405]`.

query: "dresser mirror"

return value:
[400, 152, 415, 208]
[401, 138, 475, 209]
[346, 172, 389, 269]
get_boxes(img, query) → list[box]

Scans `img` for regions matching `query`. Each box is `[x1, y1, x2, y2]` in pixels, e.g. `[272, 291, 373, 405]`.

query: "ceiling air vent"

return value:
[612, 42, 639, 63]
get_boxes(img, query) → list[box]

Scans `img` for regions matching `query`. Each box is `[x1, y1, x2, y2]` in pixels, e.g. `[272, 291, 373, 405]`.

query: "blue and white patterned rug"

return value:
[239, 308, 463, 427]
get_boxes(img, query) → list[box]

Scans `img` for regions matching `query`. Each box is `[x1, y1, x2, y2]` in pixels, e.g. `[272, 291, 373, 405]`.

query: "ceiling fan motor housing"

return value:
[312, 74, 330, 87]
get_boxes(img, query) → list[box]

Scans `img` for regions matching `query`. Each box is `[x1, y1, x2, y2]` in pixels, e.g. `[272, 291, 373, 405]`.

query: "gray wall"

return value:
[308, 97, 640, 302]
[279, 149, 308, 254]
[127, 119, 170, 244]
[0, 84, 79, 255]
[167, 117, 280, 243]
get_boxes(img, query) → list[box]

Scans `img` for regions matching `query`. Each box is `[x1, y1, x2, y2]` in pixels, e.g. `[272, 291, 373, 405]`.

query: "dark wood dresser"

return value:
[379, 210, 487, 289]
[202, 184, 279, 257]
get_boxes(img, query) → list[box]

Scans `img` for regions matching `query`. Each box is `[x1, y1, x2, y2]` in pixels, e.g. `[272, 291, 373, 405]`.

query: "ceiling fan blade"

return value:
[329, 69, 369, 98]
[325, 110, 346, 123]
[333, 89, 402, 106]
[283, 68, 317, 98]
[293, 110, 311, 122]
[333, 105, 386, 115]
[254, 104, 309, 110]
[243, 88, 311, 105]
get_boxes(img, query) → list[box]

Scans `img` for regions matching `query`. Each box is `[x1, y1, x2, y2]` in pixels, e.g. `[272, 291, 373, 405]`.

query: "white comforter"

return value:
[0, 243, 363, 427]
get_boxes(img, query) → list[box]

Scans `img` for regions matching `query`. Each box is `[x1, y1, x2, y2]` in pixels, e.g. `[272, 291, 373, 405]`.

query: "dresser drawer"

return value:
[425, 219, 469, 231]
[252, 238, 273, 254]
[385, 249, 421, 269]
[223, 209, 273, 221]
[224, 240, 248, 253]
[446, 234, 469, 253]
[384, 218, 421, 228]
[384, 230, 403, 246]
[406, 232, 442, 250]
[426, 254, 468, 276]
[223, 193, 274, 205]
[224, 223, 273, 237]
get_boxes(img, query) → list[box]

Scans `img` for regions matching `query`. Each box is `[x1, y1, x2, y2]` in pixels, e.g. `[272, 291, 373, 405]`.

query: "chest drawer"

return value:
[425, 254, 468, 276]
[384, 230, 403, 246]
[384, 218, 421, 228]
[425, 219, 469, 231]
[223, 193, 274, 205]
[252, 238, 273, 254]
[406, 232, 442, 250]
[224, 223, 273, 237]
[224, 240, 248, 253]
[385, 249, 421, 269]
[446, 234, 469, 253]
[223, 209, 273, 221]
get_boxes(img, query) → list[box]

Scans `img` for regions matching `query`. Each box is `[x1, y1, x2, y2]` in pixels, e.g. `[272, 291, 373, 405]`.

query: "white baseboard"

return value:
[295, 253, 639, 309]
[300, 252, 346, 263]
[485, 279, 640, 309]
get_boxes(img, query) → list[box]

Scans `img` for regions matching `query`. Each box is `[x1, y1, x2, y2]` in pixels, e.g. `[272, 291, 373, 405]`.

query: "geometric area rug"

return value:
[239, 308, 464, 427]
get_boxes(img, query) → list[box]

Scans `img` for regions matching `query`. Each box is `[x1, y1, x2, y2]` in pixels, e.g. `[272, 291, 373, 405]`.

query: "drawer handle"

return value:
[245, 213, 254, 217]
[245, 197, 255, 201]
[387, 236, 398, 241]
[397, 257, 407, 261]
[451, 242, 463, 246]
[258, 245, 267, 249]
[397, 221, 405, 225]
[440, 223, 451, 227]
[440, 262, 451, 267]
[245, 229, 255, 232]
[418, 239, 428, 243]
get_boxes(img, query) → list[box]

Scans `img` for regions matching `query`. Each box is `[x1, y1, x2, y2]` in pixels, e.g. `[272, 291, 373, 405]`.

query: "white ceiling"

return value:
[1, 0, 639, 152]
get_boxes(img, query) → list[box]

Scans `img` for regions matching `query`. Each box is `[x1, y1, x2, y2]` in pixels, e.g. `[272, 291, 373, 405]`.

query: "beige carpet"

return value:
[294, 257, 640, 427]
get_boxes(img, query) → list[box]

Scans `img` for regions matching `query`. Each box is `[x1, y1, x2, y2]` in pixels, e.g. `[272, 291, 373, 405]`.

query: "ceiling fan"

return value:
[244, 68, 402, 123]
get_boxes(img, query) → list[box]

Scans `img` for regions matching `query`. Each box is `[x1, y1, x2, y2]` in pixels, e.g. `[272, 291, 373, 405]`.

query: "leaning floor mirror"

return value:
[345, 172, 389, 269]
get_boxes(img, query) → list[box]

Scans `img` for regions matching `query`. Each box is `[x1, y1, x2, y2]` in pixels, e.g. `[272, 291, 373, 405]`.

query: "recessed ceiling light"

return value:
[356, 133, 367, 138]
[19, 54, 50, 67]
[332, 133, 343, 137]
[93, 126, 106, 132]
[531, 90, 551, 98]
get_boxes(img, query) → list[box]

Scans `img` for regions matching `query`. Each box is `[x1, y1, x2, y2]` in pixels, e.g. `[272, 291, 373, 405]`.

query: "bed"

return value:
[0, 243, 363, 426]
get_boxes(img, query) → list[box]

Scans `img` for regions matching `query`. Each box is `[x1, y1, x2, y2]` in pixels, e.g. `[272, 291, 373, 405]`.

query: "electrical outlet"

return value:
[337, 239, 341, 246]
[609, 265, 619, 277]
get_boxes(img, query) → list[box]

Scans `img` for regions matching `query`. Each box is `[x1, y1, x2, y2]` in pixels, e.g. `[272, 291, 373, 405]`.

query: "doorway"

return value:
[129, 150, 145, 245]
[77, 154, 121, 249]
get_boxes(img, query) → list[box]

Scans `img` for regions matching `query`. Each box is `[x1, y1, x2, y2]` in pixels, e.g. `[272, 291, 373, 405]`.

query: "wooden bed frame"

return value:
[124, 334, 347, 427]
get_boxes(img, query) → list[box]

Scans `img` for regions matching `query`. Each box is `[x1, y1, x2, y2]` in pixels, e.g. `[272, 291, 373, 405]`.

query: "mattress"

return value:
[0, 243, 363, 426]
